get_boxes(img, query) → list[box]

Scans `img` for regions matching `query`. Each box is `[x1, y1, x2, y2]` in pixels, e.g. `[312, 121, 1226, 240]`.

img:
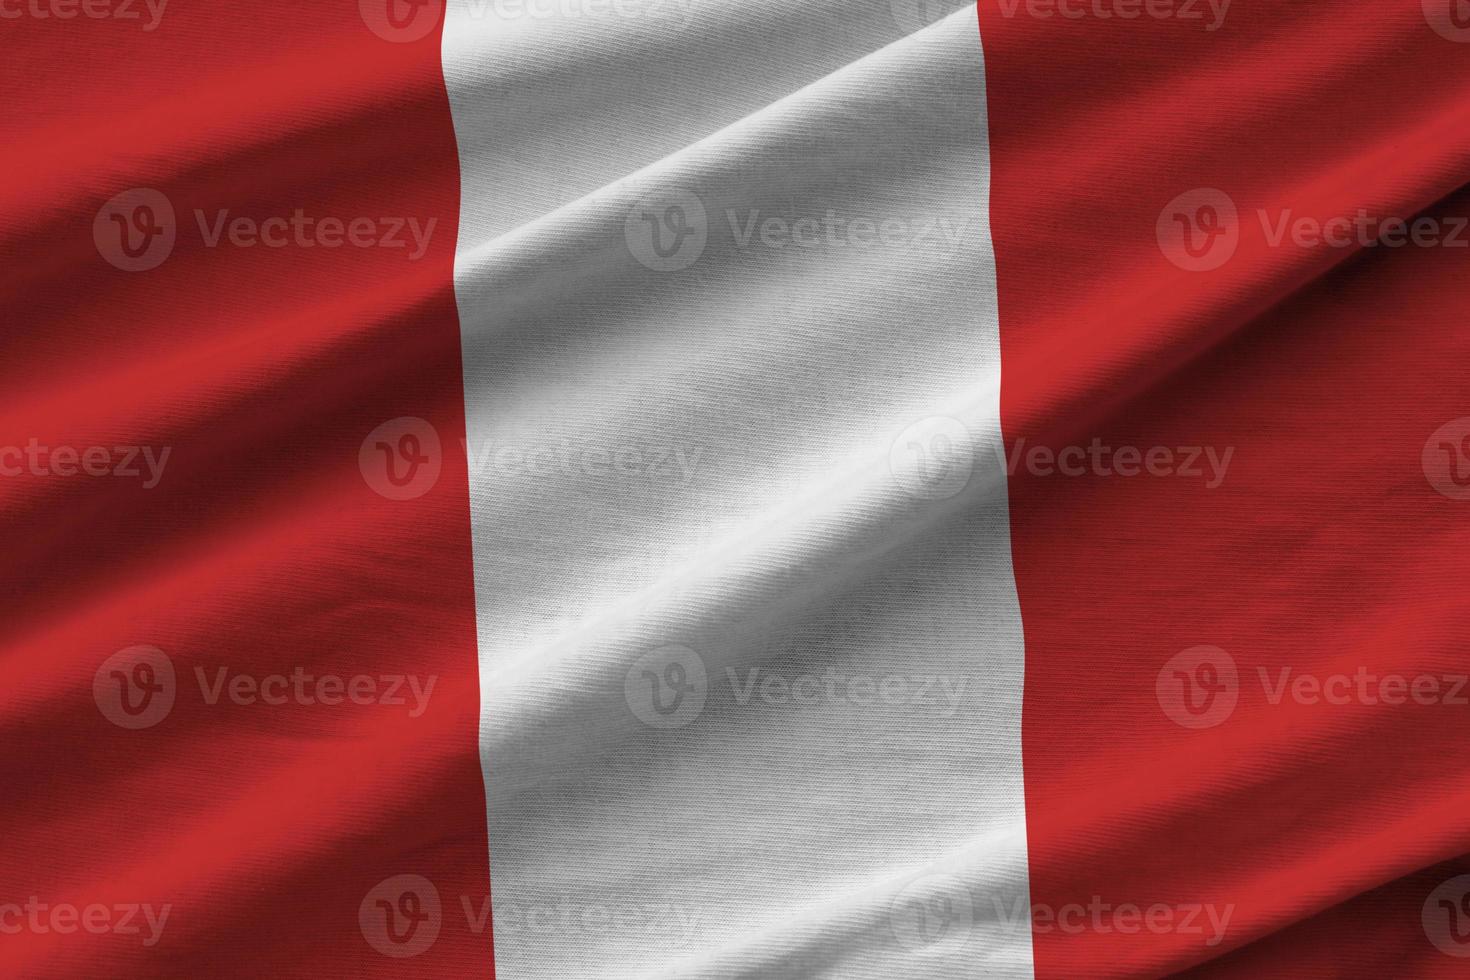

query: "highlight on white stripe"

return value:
[442, 3, 1033, 977]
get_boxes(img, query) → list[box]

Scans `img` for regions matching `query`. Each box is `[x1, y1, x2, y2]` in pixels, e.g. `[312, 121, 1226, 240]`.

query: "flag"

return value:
[3, 1, 1469, 977]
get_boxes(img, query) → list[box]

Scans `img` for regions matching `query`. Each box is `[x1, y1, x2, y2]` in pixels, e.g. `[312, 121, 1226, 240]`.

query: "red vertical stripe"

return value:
[979, 1, 1470, 976]
[0, 3, 491, 976]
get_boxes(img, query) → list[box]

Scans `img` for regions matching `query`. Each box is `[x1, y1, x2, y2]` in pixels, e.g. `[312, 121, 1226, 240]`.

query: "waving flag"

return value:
[4, 1, 1470, 977]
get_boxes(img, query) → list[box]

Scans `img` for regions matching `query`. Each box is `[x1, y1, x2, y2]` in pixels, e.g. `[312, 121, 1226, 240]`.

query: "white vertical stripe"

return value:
[442, 3, 1033, 977]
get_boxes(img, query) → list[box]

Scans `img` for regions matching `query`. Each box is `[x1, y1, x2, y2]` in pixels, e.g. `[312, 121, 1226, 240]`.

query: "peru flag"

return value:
[4, 1, 1470, 977]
